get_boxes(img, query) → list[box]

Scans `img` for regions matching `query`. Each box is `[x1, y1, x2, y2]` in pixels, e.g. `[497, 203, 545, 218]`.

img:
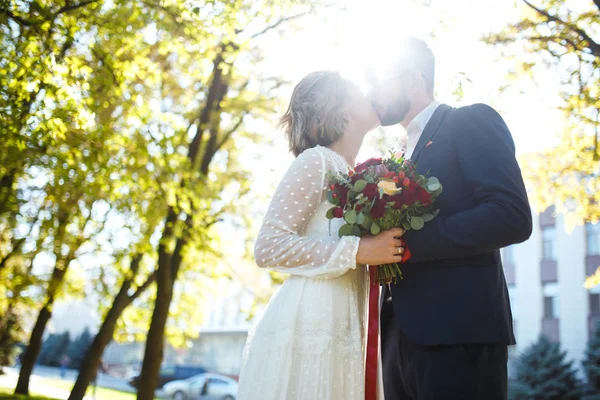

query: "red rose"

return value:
[391, 192, 405, 209]
[355, 157, 383, 173]
[338, 185, 349, 207]
[370, 198, 387, 219]
[416, 188, 432, 205]
[407, 181, 418, 193]
[363, 183, 378, 199]
[403, 189, 417, 205]
[333, 207, 344, 218]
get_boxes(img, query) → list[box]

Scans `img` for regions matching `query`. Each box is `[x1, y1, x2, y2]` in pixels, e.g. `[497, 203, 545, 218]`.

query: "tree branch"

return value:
[129, 270, 157, 301]
[522, 0, 600, 56]
[55, 0, 99, 15]
[0, 9, 36, 26]
[250, 9, 314, 39]
[214, 113, 248, 153]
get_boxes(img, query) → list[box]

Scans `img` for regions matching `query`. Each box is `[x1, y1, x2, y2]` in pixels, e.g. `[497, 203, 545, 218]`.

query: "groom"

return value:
[369, 38, 532, 399]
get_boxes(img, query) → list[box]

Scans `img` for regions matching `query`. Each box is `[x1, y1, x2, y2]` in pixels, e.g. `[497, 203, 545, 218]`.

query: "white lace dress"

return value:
[237, 145, 369, 400]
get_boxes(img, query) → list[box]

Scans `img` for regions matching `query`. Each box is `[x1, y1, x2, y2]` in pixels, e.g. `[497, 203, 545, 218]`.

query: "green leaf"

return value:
[411, 216, 425, 230]
[326, 207, 336, 219]
[352, 225, 362, 236]
[432, 209, 440, 218]
[357, 212, 365, 225]
[361, 215, 373, 229]
[370, 223, 381, 235]
[344, 209, 358, 224]
[427, 182, 441, 192]
[339, 224, 355, 237]
[401, 220, 412, 231]
[422, 213, 434, 222]
[353, 179, 367, 192]
[427, 177, 440, 185]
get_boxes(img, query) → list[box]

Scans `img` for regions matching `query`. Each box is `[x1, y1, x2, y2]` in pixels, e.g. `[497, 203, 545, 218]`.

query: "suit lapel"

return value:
[410, 104, 452, 164]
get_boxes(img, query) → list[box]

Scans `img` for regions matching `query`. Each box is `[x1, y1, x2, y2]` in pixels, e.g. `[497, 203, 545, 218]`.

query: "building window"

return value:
[587, 223, 600, 256]
[543, 295, 559, 319]
[542, 227, 556, 261]
[590, 293, 600, 317]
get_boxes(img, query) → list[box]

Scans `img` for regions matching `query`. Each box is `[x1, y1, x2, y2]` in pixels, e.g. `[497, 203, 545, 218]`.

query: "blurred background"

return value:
[0, 0, 599, 399]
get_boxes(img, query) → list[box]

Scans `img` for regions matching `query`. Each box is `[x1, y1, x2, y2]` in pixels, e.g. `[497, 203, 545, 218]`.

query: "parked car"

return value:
[163, 373, 238, 400]
[129, 365, 207, 389]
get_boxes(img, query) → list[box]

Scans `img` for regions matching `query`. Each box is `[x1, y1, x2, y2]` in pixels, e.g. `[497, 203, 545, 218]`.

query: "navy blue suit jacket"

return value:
[391, 103, 532, 346]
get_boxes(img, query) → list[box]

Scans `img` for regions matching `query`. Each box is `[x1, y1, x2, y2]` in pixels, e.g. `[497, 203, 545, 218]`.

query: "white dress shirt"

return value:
[403, 100, 441, 159]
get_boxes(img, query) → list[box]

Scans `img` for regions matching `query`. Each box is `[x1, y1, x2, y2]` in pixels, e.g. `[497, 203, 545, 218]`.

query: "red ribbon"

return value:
[365, 242, 411, 400]
[365, 266, 380, 400]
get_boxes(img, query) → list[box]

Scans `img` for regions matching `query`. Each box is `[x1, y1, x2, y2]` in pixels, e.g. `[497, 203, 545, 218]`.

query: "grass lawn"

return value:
[0, 387, 58, 399]
[0, 377, 160, 400]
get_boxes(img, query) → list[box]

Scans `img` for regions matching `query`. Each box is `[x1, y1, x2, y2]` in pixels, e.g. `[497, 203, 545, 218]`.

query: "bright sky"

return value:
[255, 0, 565, 159]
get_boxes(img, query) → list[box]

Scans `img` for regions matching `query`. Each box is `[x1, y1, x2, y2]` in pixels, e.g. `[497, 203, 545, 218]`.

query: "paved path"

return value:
[0, 368, 78, 399]
[0, 367, 167, 399]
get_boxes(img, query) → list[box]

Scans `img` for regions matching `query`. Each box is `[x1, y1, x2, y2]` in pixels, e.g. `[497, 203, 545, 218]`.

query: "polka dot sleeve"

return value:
[253, 147, 360, 278]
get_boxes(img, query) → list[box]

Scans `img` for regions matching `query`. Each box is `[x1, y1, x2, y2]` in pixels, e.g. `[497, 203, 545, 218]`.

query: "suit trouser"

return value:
[380, 289, 508, 400]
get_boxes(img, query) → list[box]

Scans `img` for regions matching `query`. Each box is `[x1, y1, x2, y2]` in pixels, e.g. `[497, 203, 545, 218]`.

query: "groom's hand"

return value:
[356, 228, 405, 265]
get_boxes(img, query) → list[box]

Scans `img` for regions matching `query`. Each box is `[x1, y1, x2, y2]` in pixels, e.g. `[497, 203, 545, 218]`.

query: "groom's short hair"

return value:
[392, 37, 435, 96]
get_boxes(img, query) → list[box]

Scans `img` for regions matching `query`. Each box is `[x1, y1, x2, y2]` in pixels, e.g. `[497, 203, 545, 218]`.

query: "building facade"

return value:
[503, 207, 600, 373]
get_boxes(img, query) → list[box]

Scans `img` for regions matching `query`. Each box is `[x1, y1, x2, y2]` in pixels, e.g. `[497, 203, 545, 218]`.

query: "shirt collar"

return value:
[406, 100, 441, 137]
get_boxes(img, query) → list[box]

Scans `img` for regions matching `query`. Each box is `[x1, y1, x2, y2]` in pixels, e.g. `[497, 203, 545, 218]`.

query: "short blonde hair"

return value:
[279, 71, 348, 157]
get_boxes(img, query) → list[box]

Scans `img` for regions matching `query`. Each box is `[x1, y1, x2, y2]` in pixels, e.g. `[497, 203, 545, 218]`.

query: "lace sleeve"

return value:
[254, 147, 360, 279]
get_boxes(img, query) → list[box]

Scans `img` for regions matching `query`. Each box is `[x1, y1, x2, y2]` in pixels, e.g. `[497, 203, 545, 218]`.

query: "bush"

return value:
[510, 336, 583, 400]
[0, 311, 26, 368]
[38, 332, 70, 367]
[65, 328, 93, 370]
[583, 321, 600, 399]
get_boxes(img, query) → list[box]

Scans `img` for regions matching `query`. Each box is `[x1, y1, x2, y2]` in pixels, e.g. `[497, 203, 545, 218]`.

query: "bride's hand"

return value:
[356, 228, 405, 265]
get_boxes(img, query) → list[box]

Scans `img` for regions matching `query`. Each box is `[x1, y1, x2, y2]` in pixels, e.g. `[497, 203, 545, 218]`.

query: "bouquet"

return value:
[326, 150, 443, 283]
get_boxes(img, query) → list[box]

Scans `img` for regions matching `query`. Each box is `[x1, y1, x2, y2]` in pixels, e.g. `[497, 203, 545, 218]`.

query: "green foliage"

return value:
[0, 310, 26, 367]
[65, 328, 93, 370]
[38, 333, 70, 367]
[485, 0, 600, 222]
[510, 336, 583, 400]
[583, 322, 600, 396]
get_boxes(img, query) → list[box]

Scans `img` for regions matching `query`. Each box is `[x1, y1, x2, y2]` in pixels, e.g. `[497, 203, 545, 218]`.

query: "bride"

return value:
[237, 71, 405, 400]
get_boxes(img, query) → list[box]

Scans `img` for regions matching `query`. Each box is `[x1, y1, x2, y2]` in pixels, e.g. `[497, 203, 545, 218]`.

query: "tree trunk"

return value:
[69, 255, 153, 400]
[136, 253, 175, 400]
[14, 305, 51, 395]
[136, 49, 228, 400]
[68, 285, 131, 400]
[15, 240, 70, 394]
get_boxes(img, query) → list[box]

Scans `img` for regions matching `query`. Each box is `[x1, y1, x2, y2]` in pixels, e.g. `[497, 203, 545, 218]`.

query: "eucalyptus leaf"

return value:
[427, 182, 441, 192]
[353, 179, 367, 192]
[344, 209, 358, 224]
[401, 220, 412, 231]
[326, 207, 336, 219]
[427, 177, 440, 185]
[411, 216, 425, 230]
[357, 213, 365, 225]
[352, 225, 362, 236]
[361, 215, 373, 229]
[422, 213, 434, 222]
[432, 209, 440, 218]
[370, 223, 381, 235]
[339, 224, 354, 237]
